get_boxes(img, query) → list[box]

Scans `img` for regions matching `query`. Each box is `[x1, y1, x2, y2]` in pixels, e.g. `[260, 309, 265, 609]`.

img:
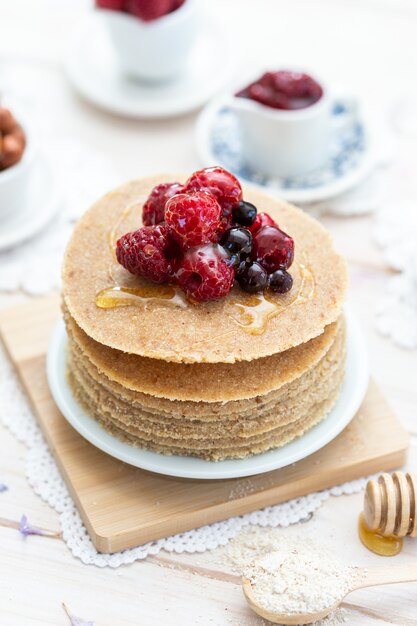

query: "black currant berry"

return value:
[236, 261, 268, 294]
[269, 269, 293, 293]
[220, 227, 252, 267]
[232, 200, 257, 227]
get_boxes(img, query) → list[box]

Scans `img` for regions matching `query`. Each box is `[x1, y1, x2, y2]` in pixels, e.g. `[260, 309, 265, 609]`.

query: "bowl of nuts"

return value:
[0, 105, 34, 222]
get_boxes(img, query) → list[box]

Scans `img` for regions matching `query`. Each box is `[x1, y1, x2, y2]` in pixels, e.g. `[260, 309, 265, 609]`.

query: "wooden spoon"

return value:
[243, 562, 417, 624]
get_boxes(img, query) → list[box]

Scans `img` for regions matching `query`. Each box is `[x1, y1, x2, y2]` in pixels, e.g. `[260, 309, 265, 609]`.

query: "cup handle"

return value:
[331, 93, 359, 130]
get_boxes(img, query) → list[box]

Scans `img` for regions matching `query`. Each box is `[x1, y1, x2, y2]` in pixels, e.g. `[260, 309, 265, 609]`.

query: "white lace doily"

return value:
[0, 340, 371, 567]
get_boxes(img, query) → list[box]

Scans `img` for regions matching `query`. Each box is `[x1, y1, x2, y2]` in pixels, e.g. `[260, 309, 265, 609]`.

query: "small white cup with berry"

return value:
[115, 166, 295, 303]
[96, 0, 199, 82]
[229, 69, 358, 178]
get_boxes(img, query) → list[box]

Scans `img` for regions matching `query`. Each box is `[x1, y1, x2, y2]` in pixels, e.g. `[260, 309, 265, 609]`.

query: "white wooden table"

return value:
[1, 0, 417, 624]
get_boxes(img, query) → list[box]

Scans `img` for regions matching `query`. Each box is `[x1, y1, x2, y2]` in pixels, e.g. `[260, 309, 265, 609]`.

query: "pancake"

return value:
[63, 301, 339, 403]
[68, 325, 345, 433]
[62, 174, 348, 364]
[65, 311, 346, 460]
[70, 371, 342, 461]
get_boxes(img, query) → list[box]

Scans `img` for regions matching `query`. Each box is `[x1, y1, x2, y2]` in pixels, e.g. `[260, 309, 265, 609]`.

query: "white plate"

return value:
[66, 12, 236, 119]
[0, 153, 61, 252]
[47, 310, 369, 480]
[196, 98, 377, 203]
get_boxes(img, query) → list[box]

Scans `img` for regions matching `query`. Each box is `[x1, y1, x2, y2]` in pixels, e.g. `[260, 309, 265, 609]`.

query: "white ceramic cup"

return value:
[0, 113, 34, 223]
[102, 0, 200, 83]
[228, 75, 358, 178]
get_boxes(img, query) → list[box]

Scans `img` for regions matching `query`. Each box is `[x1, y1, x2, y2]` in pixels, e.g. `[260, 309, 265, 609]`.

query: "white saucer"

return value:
[196, 98, 377, 203]
[66, 13, 236, 119]
[0, 153, 61, 252]
[47, 310, 369, 480]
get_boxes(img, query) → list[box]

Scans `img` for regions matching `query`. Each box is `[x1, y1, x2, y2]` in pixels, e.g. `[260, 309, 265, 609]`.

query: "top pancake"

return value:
[62, 174, 347, 363]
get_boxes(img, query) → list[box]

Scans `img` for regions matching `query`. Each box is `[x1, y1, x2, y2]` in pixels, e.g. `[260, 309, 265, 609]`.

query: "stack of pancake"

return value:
[62, 175, 348, 461]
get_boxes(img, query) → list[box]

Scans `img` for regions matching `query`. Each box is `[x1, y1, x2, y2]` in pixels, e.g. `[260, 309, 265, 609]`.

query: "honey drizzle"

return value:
[96, 285, 187, 310]
[358, 513, 403, 557]
[108, 201, 142, 253]
[227, 261, 316, 335]
[107, 201, 143, 282]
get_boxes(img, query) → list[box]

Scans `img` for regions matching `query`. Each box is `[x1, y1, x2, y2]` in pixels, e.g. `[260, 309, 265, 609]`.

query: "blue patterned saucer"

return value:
[195, 98, 376, 203]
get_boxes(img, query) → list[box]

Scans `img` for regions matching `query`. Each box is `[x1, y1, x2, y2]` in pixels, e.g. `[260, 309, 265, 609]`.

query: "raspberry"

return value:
[96, 0, 125, 9]
[184, 167, 242, 215]
[170, 0, 185, 10]
[142, 182, 184, 226]
[165, 191, 221, 249]
[252, 225, 294, 272]
[216, 214, 234, 240]
[177, 245, 234, 302]
[249, 212, 278, 234]
[125, 0, 172, 21]
[116, 225, 179, 283]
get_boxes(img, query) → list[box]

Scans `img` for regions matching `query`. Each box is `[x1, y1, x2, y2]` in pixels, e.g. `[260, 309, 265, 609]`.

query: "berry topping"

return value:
[236, 261, 268, 294]
[249, 211, 278, 234]
[125, 0, 173, 21]
[116, 225, 180, 283]
[184, 167, 242, 215]
[253, 225, 294, 272]
[269, 269, 293, 294]
[115, 168, 294, 302]
[232, 200, 257, 227]
[236, 70, 323, 111]
[142, 182, 184, 226]
[165, 191, 221, 249]
[220, 227, 252, 267]
[177, 245, 234, 302]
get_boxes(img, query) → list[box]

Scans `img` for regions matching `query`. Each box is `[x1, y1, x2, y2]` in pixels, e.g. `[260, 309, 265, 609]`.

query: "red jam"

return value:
[236, 70, 323, 111]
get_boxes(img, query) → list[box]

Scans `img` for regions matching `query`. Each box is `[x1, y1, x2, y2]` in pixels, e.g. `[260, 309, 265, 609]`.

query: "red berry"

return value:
[184, 167, 242, 215]
[116, 225, 180, 283]
[95, 0, 125, 9]
[125, 0, 172, 20]
[170, 0, 185, 10]
[249, 212, 278, 234]
[177, 245, 234, 302]
[252, 225, 294, 272]
[216, 214, 235, 239]
[142, 182, 184, 226]
[165, 191, 221, 249]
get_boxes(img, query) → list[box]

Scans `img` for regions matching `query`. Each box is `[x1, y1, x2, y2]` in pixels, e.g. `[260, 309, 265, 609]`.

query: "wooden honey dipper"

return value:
[363, 471, 417, 537]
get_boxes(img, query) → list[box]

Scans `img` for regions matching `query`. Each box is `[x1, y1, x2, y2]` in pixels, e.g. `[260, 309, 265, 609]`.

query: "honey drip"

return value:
[108, 202, 140, 254]
[96, 285, 187, 309]
[227, 262, 316, 335]
[358, 513, 403, 557]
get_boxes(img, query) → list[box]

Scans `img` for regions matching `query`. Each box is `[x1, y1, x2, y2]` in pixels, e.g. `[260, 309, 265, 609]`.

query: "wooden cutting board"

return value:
[0, 295, 409, 553]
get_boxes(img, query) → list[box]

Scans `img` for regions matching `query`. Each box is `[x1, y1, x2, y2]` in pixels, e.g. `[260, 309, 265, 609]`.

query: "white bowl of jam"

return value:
[229, 70, 357, 178]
